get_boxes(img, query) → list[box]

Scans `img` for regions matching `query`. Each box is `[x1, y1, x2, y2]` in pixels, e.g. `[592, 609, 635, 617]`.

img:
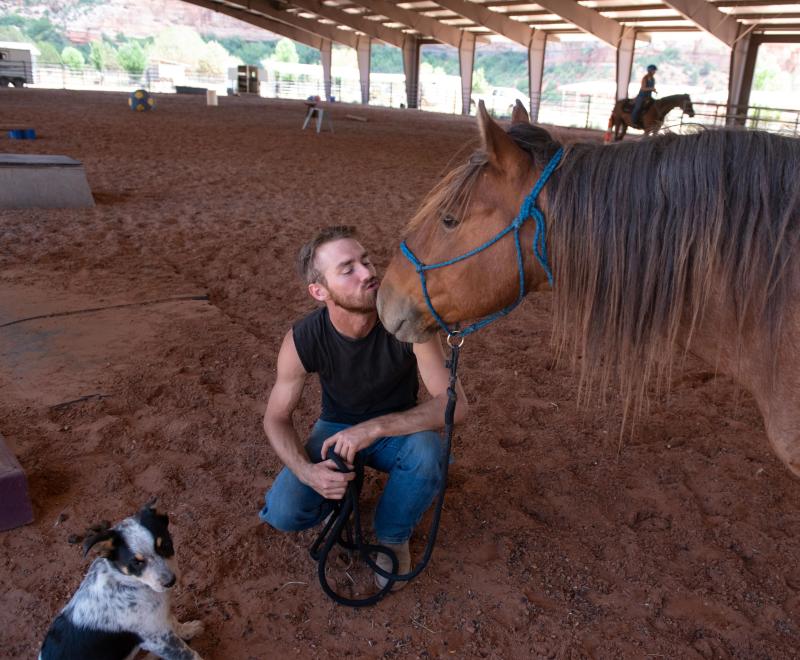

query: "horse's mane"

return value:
[654, 93, 689, 108]
[545, 126, 800, 417]
[413, 123, 800, 420]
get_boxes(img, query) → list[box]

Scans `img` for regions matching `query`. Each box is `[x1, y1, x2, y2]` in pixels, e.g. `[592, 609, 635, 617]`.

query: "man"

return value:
[631, 64, 657, 129]
[259, 226, 468, 589]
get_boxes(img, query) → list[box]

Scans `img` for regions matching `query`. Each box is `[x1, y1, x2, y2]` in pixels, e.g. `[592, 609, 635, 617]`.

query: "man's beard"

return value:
[328, 284, 378, 314]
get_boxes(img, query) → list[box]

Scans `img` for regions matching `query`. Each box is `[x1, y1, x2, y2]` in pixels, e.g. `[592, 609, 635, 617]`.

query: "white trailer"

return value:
[0, 42, 38, 87]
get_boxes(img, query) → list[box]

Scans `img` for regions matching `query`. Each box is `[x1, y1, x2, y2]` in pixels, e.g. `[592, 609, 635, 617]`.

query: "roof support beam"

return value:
[528, 29, 546, 122]
[458, 31, 476, 115]
[527, 0, 625, 47]
[346, 0, 488, 48]
[659, 0, 740, 46]
[432, 0, 538, 47]
[321, 38, 333, 100]
[356, 36, 371, 103]
[727, 30, 756, 125]
[616, 26, 635, 100]
[187, 0, 330, 49]
[205, 0, 362, 48]
[286, 0, 409, 48]
[403, 36, 421, 109]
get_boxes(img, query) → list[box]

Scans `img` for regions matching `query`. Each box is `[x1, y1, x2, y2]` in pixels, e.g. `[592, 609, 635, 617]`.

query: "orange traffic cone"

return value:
[603, 117, 613, 143]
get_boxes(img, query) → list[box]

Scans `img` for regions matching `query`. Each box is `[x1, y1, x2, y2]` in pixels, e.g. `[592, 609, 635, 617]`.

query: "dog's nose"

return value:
[164, 575, 176, 589]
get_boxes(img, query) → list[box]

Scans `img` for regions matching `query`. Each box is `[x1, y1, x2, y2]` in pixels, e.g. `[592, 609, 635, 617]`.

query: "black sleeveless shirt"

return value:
[292, 307, 419, 425]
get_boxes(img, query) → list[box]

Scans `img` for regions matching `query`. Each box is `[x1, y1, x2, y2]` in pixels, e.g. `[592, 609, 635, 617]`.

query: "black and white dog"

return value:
[40, 503, 204, 660]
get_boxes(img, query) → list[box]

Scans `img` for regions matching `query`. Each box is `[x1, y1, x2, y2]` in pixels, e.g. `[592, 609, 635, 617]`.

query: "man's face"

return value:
[312, 238, 379, 313]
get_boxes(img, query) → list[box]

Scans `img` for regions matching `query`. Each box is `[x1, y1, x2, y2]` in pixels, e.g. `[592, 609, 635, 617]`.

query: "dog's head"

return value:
[82, 501, 178, 593]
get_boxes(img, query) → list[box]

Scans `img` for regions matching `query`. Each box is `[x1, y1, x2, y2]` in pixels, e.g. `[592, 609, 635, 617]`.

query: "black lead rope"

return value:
[309, 339, 462, 607]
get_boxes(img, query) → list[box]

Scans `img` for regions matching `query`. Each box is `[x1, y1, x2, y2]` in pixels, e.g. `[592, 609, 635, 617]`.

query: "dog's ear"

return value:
[82, 529, 121, 558]
[137, 505, 174, 558]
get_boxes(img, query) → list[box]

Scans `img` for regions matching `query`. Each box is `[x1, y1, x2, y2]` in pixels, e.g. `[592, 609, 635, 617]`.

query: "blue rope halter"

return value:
[400, 147, 563, 339]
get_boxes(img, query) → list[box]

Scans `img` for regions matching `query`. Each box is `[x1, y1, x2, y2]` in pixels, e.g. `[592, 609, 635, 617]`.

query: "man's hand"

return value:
[320, 424, 380, 465]
[301, 460, 355, 500]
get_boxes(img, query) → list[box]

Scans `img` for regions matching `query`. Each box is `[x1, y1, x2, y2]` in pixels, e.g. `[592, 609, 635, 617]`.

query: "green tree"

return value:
[36, 41, 62, 65]
[754, 68, 779, 91]
[296, 43, 320, 65]
[274, 38, 299, 64]
[89, 40, 117, 71]
[151, 26, 206, 68]
[371, 44, 402, 74]
[61, 46, 85, 71]
[0, 26, 25, 42]
[472, 67, 489, 93]
[198, 40, 232, 74]
[117, 41, 147, 76]
[215, 37, 274, 65]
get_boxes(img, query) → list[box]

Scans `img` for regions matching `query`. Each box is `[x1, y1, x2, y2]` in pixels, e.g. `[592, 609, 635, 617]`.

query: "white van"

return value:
[0, 42, 38, 87]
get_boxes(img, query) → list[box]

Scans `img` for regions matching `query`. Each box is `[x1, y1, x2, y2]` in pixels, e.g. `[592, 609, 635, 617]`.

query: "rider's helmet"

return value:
[647, 64, 657, 72]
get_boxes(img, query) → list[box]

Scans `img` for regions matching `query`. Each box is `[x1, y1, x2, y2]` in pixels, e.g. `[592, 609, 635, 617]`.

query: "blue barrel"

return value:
[8, 129, 36, 139]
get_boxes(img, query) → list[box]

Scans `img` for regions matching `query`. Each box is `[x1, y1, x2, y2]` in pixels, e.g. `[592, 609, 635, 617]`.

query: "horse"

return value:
[378, 100, 800, 479]
[606, 93, 695, 142]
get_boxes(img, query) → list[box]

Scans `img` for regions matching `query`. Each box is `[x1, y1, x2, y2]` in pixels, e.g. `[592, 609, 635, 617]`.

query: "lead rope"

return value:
[310, 335, 463, 607]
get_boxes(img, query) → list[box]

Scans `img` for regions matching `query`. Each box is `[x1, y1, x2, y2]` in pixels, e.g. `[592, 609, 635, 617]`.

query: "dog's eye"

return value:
[130, 556, 146, 569]
[441, 213, 459, 230]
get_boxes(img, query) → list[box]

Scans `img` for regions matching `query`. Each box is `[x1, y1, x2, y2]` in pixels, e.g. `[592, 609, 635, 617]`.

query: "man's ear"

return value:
[308, 282, 329, 303]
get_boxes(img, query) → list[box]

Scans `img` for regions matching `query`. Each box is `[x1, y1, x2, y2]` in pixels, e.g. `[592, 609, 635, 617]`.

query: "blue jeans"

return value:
[631, 92, 650, 126]
[259, 419, 444, 544]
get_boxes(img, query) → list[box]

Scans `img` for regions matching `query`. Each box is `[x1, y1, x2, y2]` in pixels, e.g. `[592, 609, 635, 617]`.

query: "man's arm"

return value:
[321, 335, 469, 463]
[264, 330, 354, 499]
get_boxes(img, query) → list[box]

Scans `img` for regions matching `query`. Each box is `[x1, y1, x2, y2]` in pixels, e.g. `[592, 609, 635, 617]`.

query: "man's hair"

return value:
[297, 225, 357, 285]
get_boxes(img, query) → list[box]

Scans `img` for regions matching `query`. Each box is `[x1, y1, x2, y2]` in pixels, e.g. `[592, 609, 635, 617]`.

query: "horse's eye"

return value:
[441, 213, 459, 229]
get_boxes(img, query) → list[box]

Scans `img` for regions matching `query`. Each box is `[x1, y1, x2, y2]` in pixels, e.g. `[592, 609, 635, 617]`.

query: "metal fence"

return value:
[16, 64, 800, 136]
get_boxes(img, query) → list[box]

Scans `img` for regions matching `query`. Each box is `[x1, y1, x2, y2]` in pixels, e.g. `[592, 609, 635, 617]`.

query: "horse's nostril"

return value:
[164, 575, 176, 588]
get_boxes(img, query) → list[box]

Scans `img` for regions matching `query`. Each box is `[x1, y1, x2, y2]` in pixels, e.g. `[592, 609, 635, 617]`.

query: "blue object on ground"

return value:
[8, 129, 36, 139]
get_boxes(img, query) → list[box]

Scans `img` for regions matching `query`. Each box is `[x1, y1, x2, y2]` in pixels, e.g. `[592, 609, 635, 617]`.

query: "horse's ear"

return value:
[477, 100, 529, 174]
[510, 99, 530, 126]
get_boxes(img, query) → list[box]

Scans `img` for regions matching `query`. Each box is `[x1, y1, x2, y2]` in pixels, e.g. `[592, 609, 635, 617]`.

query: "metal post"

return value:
[585, 95, 592, 128]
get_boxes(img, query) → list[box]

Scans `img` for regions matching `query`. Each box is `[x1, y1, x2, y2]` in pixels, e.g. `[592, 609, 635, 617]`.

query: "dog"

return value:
[40, 502, 204, 660]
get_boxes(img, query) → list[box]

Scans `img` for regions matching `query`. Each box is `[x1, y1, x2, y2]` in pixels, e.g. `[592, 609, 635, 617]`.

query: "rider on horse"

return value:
[631, 64, 657, 128]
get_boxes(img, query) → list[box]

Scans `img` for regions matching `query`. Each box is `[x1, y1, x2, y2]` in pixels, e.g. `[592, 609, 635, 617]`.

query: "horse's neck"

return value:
[654, 96, 683, 116]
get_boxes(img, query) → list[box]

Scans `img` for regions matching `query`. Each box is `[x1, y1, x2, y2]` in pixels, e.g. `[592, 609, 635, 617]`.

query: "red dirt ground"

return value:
[1, 89, 799, 659]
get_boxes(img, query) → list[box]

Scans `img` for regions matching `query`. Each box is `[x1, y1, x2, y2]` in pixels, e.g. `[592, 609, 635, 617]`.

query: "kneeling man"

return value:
[259, 226, 468, 588]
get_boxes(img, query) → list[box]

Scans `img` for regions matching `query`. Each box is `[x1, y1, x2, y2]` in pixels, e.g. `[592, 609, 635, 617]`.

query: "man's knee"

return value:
[258, 468, 327, 532]
[259, 495, 305, 532]
[401, 431, 444, 479]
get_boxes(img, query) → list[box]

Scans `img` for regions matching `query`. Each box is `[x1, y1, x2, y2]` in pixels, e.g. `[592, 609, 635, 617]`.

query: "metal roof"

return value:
[188, 0, 800, 49]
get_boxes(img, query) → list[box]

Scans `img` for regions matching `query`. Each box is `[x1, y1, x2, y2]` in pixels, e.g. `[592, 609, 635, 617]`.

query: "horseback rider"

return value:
[631, 64, 657, 128]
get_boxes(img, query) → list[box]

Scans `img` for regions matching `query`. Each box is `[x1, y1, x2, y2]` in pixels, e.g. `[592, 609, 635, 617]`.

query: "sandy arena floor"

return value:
[1, 89, 799, 659]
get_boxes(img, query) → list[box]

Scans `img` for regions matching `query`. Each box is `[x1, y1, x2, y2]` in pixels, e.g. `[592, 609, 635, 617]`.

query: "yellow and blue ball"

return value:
[128, 89, 155, 112]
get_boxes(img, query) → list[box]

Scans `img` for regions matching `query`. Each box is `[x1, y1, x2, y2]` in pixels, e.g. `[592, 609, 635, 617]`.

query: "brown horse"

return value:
[378, 100, 800, 478]
[606, 93, 695, 141]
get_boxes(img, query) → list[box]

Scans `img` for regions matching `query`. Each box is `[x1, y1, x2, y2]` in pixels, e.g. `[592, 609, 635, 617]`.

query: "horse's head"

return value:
[682, 95, 695, 118]
[378, 101, 562, 343]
